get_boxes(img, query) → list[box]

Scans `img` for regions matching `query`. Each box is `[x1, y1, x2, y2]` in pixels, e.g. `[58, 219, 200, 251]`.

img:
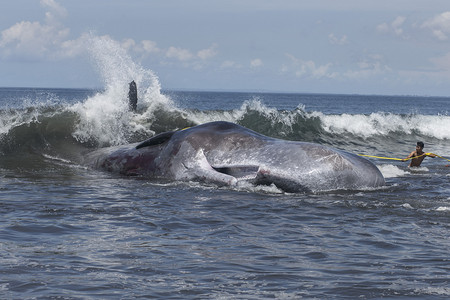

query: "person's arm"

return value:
[426, 153, 437, 158]
[402, 151, 415, 162]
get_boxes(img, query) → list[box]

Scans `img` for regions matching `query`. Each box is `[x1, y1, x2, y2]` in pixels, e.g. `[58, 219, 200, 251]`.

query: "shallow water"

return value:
[1, 49, 449, 298]
[0, 139, 449, 298]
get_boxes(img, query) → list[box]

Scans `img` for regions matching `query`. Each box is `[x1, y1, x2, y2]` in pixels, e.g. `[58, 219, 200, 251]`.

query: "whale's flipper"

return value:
[136, 131, 176, 149]
[191, 167, 238, 186]
[181, 148, 238, 186]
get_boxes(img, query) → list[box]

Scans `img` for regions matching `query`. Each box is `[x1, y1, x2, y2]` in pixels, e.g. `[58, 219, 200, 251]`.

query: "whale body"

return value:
[85, 121, 385, 192]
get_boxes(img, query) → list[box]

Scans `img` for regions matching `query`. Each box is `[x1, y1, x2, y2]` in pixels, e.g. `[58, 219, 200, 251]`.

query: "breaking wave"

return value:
[1, 35, 449, 163]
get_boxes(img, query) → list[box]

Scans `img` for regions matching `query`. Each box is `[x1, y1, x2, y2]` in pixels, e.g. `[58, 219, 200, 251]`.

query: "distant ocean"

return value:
[1, 40, 449, 299]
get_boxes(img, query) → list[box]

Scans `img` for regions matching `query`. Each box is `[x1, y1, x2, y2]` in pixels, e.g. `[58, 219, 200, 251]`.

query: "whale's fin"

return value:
[129, 80, 138, 112]
[136, 131, 175, 149]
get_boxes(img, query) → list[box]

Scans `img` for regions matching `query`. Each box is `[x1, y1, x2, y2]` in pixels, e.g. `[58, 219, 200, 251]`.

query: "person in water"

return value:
[402, 141, 436, 167]
[128, 80, 138, 112]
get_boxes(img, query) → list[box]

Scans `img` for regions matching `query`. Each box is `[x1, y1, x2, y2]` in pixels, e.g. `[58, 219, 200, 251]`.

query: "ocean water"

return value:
[1, 39, 449, 299]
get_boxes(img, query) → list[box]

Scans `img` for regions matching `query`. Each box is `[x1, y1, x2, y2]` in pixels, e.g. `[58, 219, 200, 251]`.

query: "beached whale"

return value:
[85, 121, 385, 192]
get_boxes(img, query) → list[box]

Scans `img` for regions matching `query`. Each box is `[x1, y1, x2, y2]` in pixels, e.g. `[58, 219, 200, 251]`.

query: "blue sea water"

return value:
[0, 41, 449, 298]
[0, 86, 449, 299]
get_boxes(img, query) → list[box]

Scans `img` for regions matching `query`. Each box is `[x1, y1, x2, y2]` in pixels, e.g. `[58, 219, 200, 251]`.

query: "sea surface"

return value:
[1, 41, 449, 299]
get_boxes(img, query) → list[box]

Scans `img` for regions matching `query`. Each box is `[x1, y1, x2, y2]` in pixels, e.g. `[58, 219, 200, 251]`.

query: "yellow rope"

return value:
[358, 152, 450, 162]
[358, 154, 406, 161]
[431, 153, 450, 163]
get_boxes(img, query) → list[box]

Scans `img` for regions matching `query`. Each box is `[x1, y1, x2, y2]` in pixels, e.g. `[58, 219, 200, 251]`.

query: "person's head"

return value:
[416, 141, 424, 150]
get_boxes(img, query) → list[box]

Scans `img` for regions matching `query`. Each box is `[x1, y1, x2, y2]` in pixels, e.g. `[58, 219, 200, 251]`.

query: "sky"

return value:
[2, 0, 450, 96]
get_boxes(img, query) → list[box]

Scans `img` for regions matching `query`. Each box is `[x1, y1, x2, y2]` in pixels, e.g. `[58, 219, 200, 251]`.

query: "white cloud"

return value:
[343, 55, 391, 79]
[429, 51, 450, 70]
[1, 1, 161, 62]
[250, 58, 263, 68]
[163, 44, 218, 69]
[0, 20, 70, 59]
[0, 0, 71, 59]
[377, 16, 407, 37]
[197, 44, 218, 60]
[90, 38, 161, 59]
[141, 40, 160, 54]
[41, 0, 67, 24]
[422, 11, 450, 41]
[285, 54, 335, 79]
[121, 38, 136, 51]
[58, 33, 90, 58]
[220, 60, 240, 69]
[165, 44, 218, 62]
[392, 16, 406, 35]
[1, 0, 219, 76]
[283, 53, 392, 81]
[376, 23, 389, 33]
[328, 33, 348, 45]
[166, 46, 193, 61]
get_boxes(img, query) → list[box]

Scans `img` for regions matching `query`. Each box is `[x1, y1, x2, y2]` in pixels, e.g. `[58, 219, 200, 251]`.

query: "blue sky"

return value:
[2, 0, 450, 96]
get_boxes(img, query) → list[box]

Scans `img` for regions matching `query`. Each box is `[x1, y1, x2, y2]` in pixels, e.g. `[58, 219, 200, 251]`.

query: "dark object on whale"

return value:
[128, 80, 138, 112]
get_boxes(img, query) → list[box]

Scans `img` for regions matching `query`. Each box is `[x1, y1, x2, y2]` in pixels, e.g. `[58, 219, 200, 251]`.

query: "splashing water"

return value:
[69, 35, 176, 146]
[377, 164, 408, 178]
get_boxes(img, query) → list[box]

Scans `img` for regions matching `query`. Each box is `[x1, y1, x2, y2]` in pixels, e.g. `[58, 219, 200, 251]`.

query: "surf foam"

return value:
[377, 164, 407, 178]
[69, 35, 177, 146]
[317, 112, 450, 140]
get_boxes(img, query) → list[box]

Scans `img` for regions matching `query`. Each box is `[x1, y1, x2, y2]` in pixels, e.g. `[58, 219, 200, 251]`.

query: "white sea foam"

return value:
[316, 111, 450, 139]
[42, 153, 73, 164]
[415, 286, 450, 296]
[377, 164, 407, 178]
[402, 203, 414, 209]
[436, 206, 450, 211]
[0, 96, 61, 137]
[188, 98, 297, 126]
[408, 166, 429, 173]
[190, 99, 450, 141]
[0, 109, 36, 136]
[236, 181, 284, 194]
[69, 35, 176, 146]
